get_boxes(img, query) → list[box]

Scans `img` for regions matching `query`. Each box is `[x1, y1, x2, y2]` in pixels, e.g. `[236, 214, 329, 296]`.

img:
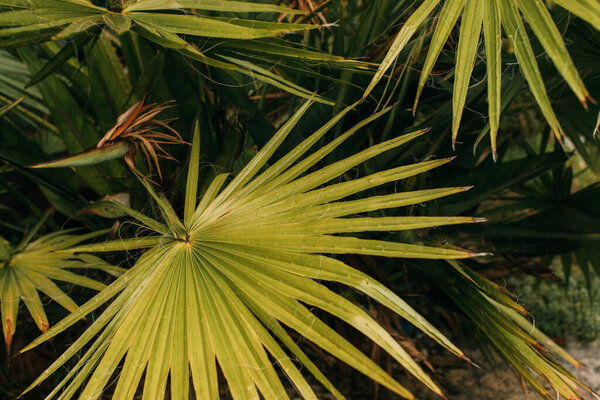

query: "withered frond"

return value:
[99, 97, 187, 181]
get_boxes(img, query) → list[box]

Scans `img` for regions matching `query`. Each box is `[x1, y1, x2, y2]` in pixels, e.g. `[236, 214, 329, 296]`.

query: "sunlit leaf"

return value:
[23, 100, 484, 400]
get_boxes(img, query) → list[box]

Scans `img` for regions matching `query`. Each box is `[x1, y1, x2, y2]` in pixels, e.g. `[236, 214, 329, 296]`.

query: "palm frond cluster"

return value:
[17, 100, 595, 400]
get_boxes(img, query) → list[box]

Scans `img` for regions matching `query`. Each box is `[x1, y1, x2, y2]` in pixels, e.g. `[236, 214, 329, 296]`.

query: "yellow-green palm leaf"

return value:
[21, 100, 486, 400]
[0, 221, 121, 353]
[364, 0, 599, 157]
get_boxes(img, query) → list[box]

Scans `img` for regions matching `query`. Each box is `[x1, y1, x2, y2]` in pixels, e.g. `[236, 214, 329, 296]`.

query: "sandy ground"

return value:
[565, 341, 600, 396]
[406, 340, 600, 400]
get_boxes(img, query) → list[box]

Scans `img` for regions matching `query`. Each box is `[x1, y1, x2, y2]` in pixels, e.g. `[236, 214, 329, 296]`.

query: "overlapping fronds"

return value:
[21, 100, 486, 399]
[477, 164, 600, 293]
[0, 214, 121, 353]
[364, 0, 600, 157]
[0, 0, 364, 103]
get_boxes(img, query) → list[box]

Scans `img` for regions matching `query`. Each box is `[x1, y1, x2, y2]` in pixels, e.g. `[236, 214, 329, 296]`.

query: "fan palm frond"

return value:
[21, 100, 486, 400]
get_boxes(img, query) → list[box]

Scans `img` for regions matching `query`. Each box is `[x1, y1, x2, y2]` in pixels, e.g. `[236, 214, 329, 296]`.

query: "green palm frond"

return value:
[0, 215, 122, 353]
[21, 100, 486, 400]
[0, 0, 361, 104]
[427, 261, 599, 400]
[364, 0, 600, 157]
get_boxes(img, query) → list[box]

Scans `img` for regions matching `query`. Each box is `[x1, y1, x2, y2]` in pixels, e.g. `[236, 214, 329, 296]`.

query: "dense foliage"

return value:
[0, 1, 599, 399]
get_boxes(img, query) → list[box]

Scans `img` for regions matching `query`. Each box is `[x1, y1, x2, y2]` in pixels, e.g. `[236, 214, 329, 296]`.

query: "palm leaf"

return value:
[0, 224, 120, 353]
[22, 100, 485, 400]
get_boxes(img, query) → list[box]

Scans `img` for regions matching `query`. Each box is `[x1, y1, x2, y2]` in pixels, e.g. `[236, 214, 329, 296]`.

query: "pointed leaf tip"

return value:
[581, 97, 589, 110]
[469, 252, 493, 257]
